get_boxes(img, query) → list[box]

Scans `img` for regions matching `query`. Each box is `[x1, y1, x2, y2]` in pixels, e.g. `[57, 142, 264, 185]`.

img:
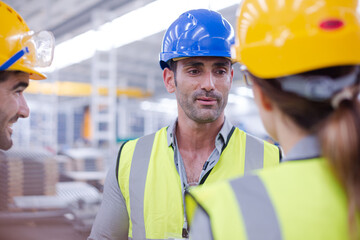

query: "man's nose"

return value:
[18, 94, 30, 118]
[201, 72, 215, 91]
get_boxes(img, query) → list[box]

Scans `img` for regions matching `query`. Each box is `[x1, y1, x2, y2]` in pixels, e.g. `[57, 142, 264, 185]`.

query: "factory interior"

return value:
[0, 0, 270, 239]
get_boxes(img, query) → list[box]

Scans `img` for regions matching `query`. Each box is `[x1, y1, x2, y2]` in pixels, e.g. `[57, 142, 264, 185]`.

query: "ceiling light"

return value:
[42, 0, 240, 72]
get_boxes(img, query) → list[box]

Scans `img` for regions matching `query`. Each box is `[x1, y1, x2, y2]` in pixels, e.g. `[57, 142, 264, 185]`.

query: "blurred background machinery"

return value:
[7, 0, 267, 154]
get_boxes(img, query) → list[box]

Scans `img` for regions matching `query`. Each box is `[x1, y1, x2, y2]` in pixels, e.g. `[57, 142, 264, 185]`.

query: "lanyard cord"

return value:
[175, 136, 189, 239]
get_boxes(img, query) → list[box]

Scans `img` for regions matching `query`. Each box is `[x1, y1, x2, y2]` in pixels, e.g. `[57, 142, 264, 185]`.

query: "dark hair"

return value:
[0, 70, 24, 83]
[167, 60, 178, 86]
[250, 66, 360, 238]
[167, 60, 177, 72]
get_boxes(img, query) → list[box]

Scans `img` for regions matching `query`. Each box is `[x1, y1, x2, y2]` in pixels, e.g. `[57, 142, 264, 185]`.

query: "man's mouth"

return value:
[7, 122, 15, 135]
[197, 97, 217, 105]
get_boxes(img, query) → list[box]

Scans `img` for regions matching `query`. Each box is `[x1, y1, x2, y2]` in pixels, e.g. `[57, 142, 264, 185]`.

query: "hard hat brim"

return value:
[4, 59, 47, 80]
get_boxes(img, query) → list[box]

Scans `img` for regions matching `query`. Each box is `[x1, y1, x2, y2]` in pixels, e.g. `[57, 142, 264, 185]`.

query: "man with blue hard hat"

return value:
[88, 9, 280, 240]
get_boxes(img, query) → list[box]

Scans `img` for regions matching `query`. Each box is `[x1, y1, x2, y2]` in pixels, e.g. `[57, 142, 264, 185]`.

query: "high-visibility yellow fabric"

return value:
[118, 127, 279, 239]
[117, 137, 138, 238]
[187, 158, 352, 240]
[205, 128, 279, 184]
[262, 159, 349, 240]
[186, 182, 247, 240]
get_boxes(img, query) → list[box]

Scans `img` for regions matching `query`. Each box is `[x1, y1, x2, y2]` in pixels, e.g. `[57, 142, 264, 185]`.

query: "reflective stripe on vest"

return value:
[126, 129, 275, 239]
[129, 132, 156, 240]
[230, 175, 283, 240]
[244, 134, 264, 173]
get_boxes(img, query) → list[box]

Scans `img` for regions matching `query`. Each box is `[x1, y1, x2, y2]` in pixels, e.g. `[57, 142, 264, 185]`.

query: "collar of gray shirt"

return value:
[166, 117, 234, 186]
[282, 135, 321, 162]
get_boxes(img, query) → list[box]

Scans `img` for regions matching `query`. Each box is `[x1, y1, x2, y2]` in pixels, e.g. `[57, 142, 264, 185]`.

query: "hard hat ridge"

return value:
[0, 1, 54, 80]
[233, 0, 360, 79]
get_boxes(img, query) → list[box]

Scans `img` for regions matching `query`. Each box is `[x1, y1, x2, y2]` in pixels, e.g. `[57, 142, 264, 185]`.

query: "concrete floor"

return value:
[0, 217, 90, 240]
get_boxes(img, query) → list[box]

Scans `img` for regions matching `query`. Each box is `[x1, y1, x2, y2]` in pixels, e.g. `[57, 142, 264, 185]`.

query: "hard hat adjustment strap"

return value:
[280, 66, 359, 101]
[0, 47, 29, 71]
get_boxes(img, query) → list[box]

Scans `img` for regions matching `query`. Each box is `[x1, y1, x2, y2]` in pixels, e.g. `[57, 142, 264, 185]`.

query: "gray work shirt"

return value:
[88, 118, 234, 240]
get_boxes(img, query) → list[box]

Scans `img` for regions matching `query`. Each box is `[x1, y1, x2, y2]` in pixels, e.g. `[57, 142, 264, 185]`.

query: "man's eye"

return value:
[216, 69, 227, 75]
[15, 89, 25, 95]
[188, 69, 199, 74]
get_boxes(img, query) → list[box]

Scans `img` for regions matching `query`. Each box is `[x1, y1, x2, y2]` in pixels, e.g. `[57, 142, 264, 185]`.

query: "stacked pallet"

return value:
[0, 151, 23, 210]
[63, 148, 104, 172]
[0, 148, 58, 210]
[60, 148, 106, 191]
[55, 154, 74, 173]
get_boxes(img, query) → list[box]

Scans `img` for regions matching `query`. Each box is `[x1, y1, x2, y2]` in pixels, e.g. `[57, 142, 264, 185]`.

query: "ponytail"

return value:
[318, 91, 360, 239]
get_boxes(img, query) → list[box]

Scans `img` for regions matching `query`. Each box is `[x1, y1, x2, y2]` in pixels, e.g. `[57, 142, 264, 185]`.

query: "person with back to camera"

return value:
[186, 0, 360, 239]
[0, 1, 54, 151]
[88, 8, 280, 240]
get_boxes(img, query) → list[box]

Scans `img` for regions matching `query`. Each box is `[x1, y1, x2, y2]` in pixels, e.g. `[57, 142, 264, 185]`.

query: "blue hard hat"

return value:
[159, 9, 235, 70]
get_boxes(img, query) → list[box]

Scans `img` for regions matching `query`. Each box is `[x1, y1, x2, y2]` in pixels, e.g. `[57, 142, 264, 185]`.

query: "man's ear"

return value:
[163, 68, 176, 93]
[252, 82, 273, 111]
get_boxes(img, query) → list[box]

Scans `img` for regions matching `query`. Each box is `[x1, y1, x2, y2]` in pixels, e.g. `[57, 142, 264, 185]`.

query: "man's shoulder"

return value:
[232, 128, 268, 142]
[121, 126, 169, 150]
[231, 128, 279, 149]
[229, 126, 247, 138]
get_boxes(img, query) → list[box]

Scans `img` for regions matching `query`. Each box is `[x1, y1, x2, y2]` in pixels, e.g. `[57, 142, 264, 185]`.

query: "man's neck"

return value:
[176, 115, 224, 151]
[175, 115, 225, 185]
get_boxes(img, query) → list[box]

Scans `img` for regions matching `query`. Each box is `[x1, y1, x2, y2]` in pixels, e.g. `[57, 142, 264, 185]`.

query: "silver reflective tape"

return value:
[129, 132, 156, 240]
[244, 134, 264, 173]
[230, 176, 283, 240]
[190, 208, 214, 240]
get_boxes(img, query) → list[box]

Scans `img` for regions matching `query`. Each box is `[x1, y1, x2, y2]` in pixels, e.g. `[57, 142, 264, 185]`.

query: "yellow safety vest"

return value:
[117, 126, 280, 239]
[186, 158, 352, 240]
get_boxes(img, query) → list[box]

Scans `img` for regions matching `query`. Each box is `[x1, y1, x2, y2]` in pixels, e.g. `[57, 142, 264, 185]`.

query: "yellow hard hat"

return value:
[232, 0, 360, 79]
[0, 1, 54, 80]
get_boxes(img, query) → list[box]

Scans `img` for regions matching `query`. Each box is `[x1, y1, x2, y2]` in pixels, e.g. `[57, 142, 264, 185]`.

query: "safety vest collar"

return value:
[165, 117, 235, 151]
